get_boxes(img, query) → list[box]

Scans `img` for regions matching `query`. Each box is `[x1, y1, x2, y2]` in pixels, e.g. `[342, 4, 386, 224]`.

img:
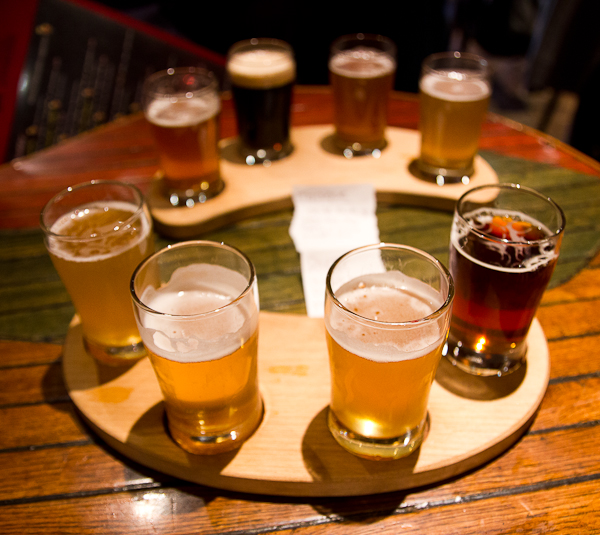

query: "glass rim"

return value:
[455, 183, 566, 245]
[130, 240, 257, 319]
[142, 66, 218, 100]
[330, 33, 396, 56]
[325, 242, 454, 327]
[227, 37, 293, 57]
[422, 50, 489, 76]
[39, 179, 146, 242]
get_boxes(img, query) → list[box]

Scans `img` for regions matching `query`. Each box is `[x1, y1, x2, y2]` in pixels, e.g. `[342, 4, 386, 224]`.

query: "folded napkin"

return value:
[289, 184, 380, 317]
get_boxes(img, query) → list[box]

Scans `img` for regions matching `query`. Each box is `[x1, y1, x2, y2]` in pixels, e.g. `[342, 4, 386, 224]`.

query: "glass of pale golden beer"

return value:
[446, 184, 565, 376]
[130, 241, 262, 455]
[41, 180, 154, 365]
[142, 67, 224, 207]
[325, 243, 454, 460]
[417, 52, 491, 184]
[227, 38, 296, 164]
[329, 33, 397, 157]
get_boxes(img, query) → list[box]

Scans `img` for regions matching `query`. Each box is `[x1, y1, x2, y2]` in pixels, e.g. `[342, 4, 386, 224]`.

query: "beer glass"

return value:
[446, 184, 565, 376]
[227, 38, 296, 164]
[41, 180, 154, 365]
[325, 243, 454, 460]
[329, 33, 397, 157]
[130, 241, 262, 455]
[142, 67, 224, 206]
[417, 52, 491, 184]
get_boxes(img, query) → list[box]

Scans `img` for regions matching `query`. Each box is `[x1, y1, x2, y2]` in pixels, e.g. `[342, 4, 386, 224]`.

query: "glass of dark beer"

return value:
[227, 38, 296, 165]
[142, 67, 224, 207]
[446, 184, 565, 376]
[329, 33, 397, 157]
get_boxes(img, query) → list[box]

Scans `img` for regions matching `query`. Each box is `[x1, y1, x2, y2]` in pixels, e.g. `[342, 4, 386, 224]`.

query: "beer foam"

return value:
[329, 47, 396, 79]
[146, 95, 220, 128]
[228, 48, 296, 88]
[48, 200, 151, 262]
[138, 264, 257, 363]
[451, 207, 558, 273]
[420, 72, 490, 102]
[326, 273, 446, 363]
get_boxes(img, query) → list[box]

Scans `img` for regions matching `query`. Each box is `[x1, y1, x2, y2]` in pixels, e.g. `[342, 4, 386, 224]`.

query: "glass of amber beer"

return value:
[227, 38, 296, 165]
[130, 241, 262, 454]
[417, 52, 491, 184]
[41, 180, 154, 365]
[329, 33, 397, 157]
[446, 184, 565, 376]
[143, 67, 224, 206]
[325, 243, 454, 460]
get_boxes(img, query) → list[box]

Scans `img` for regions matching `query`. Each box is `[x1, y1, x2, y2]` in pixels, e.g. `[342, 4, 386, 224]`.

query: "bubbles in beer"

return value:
[327, 273, 445, 363]
[452, 207, 558, 272]
[48, 201, 150, 262]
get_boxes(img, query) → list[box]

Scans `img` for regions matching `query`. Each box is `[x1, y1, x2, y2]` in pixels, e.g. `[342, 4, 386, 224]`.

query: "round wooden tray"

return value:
[147, 125, 499, 238]
[63, 312, 550, 497]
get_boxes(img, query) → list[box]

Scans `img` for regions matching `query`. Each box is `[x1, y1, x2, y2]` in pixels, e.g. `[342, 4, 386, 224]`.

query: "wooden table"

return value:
[2, 87, 600, 533]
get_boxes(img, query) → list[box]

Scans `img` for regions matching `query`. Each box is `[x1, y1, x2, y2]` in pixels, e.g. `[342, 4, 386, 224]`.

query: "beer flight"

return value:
[40, 34, 565, 461]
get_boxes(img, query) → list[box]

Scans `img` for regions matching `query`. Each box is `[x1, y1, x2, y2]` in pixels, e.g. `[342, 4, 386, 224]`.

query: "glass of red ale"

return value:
[446, 184, 565, 376]
[143, 67, 224, 207]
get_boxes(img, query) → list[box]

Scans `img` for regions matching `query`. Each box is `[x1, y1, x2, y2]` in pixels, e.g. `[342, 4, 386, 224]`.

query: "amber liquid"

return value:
[327, 332, 443, 439]
[48, 201, 153, 364]
[329, 48, 395, 150]
[326, 280, 445, 441]
[419, 75, 490, 174]
[148, 328, 262, 454]
[146, 98, 221, 194]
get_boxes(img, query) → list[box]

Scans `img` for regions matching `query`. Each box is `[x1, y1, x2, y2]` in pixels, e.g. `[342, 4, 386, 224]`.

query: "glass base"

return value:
[167, 401, 264, 455]
[240, 140, 293, 165]
[327, 408, 427, 460]
[409, 159, 474, 186]
[443, 338, 525, 377]
[84, 337, 146, 366]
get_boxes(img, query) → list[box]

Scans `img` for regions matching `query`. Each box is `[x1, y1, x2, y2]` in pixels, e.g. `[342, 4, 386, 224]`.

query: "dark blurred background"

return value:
[4, 0, 600, 162]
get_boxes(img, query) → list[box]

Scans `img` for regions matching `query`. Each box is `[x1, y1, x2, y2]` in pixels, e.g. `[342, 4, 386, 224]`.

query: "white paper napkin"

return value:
[289, 184, 380, 317]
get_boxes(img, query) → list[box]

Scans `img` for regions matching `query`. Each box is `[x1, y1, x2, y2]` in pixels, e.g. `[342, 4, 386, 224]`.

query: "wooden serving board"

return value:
[63, 312, 549, 497]
[148, 126, 498, 238]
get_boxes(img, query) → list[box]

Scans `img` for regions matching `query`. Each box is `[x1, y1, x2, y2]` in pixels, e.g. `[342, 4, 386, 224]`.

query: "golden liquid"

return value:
[147, 98, 221, 193]
[329, 49, 395, 148]
[327, 333, 443, 439]
[48, 201, 153, 362]
[147, 328, 262, 454]
[419, 75, 490, 172]
[326, 282, 445, 439]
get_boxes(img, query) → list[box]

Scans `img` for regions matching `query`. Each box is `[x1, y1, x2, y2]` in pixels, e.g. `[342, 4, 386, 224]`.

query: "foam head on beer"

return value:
[227, 46, 296, 89]
[137, 264, 258, 363]
[327, 271, 446, 362]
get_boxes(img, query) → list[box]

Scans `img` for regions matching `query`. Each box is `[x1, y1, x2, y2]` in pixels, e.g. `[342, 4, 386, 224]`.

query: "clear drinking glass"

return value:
[142, 67, 224, 206]
[417, 51, 491, 184]
[227, 38, 296, 164]
[446, 183, 565, 376]
[325, 243, 454, 460]
[329, 33, 397, 157]
[130, 241, 262, 454]
[41, 180, 154, 365]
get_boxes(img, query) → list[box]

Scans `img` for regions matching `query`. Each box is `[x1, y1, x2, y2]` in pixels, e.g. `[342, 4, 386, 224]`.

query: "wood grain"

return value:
[62, 312, 549, 497]
[2, 87, 600, 533]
